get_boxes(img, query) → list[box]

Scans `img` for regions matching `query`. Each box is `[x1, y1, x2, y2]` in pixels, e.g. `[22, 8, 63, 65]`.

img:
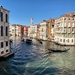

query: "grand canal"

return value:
[0, 36, 75, 75]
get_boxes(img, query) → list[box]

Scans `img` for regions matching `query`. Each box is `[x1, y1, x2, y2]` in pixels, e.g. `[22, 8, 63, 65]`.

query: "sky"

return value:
[0, 0, 75, 26]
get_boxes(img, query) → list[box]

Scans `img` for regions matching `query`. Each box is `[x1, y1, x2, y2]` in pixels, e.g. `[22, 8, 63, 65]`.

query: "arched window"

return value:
[1, 12, 3, 22]
[6, 14, 8, 22]
[1, 26, 3, 36]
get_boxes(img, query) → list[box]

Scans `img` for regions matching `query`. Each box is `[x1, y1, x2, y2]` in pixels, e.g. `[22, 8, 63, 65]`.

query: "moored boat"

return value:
[48, 48, 70, 52]
[37, 39, 42, 44]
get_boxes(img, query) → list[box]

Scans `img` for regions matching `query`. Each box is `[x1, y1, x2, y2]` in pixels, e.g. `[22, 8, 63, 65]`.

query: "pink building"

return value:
[23, 26, 28, 36]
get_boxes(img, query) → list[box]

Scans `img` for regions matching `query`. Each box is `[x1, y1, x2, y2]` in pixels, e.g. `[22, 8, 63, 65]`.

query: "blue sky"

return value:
[0, 0, 75, 26]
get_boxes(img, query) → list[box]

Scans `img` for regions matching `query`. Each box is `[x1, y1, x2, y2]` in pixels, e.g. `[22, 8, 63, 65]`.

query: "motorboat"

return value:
[26, 39, 32, 44]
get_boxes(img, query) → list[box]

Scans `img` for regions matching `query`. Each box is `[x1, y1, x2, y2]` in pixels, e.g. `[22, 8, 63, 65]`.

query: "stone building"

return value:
[0, 6, 10, 56]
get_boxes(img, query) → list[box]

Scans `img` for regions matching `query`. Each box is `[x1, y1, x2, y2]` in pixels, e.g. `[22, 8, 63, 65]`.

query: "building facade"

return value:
[9, 24, 23, 36]
[39, 20, 48, 40]
[0, 6, 11, 56]
[54, 12, 75, 45]
[18, 25, 22, 36]
[9, 25, 15, 36]
[36, 24, 40, 39]
[28, 25, 38, 38]
[23, 26, 28, 37]
[28, 26, 31, 37]
[47, 19, 55, 40]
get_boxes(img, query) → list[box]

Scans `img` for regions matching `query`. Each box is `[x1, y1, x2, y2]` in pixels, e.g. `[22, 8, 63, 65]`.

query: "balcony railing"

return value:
[62, 30, 66, 33]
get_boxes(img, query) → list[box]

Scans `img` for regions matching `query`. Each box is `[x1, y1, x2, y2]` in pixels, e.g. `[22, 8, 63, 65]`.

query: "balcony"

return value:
[55, 31, 62, 33]
[62, 30, 66, 33]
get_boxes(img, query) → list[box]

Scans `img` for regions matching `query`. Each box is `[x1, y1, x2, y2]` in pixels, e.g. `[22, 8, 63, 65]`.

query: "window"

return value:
[64, 28, 66, 32]
[63, 39, 65, 42]
[73, 18, 74, 20]
[1, 26, 3, 36]
[72, 22, 74, 27]
[6, 14, 8, 22]
[68, 23, 70, 27]
[6, 26, 8, 36]
[6, 41, 8, 46]
[64, 22, 66, 27]
[68, 18, 70, 20]
[64, 18, 66, 20]
[6, 50, 8, 52]
[1, 42, 3, 48]
[72, 34, 74, 37]
[1, 51, 4, 54]
[12, 29, 14, 31]
[68, 28, 70, 32]
[1, 12, 3, 22]
[72, 39, 73, 43]
[68, 33, 70, 37]
[63, 34, 66, 37]
[67, 39, 69, 43]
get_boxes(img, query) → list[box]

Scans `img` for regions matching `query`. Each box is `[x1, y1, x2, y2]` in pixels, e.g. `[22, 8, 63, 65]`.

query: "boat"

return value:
[21, 39, 24, 42]
[37, 39, 42, 44]
[26, 39, 32, 44]
[54, 42, 66, 46]
[48, 41, 70, 52]
[48, 48, 70, 52]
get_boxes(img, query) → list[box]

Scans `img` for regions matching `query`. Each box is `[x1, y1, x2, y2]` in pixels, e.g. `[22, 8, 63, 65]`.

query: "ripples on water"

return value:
[0, 37, 75, 75]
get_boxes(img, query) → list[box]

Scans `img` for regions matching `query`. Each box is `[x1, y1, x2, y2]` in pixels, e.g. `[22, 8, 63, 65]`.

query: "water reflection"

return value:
[0, 36, 75, 75]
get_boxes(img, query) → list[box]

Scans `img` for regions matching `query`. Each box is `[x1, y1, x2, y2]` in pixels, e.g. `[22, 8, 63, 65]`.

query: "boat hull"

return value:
[48, 48, 70, 52]
[26, 39, 32, 44]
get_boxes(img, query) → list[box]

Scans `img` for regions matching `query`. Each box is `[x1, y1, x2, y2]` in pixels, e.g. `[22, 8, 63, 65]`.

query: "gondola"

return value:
[48, 48, 70, 52]
[38, 39, 42, 44]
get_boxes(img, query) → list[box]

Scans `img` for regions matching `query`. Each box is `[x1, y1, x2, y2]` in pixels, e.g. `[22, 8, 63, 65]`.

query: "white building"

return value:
[39, 20, 48, 40]
[28, 26, 31, 37]
[9, 24, 22, 36]
[0, 6, 11, 56]
[9, 25, 15, 36]
[30, 25, 38, 38]
[12, 25, 19, 36]
[54, 13, 75, 45]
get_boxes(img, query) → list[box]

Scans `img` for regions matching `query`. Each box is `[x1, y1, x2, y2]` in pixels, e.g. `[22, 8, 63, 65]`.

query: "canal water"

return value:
[0, 36, 75, 75]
